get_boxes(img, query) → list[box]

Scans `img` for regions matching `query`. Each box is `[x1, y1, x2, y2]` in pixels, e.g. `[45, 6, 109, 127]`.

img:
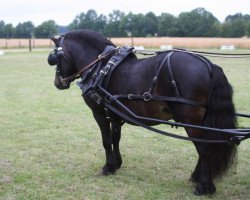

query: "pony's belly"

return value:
[122, 100, 173, 125]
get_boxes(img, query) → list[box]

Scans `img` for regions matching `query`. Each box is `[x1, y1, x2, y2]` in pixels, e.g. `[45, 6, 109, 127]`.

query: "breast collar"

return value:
[76, 45, 136, 96]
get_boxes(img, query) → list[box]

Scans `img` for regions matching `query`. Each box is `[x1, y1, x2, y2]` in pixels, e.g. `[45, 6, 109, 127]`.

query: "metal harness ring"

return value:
[143, 92, 152, 101]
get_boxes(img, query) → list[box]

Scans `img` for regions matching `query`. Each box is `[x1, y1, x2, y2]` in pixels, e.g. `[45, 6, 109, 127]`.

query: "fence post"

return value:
[29, 38, 32, 52]
[131, 37, 134, 46]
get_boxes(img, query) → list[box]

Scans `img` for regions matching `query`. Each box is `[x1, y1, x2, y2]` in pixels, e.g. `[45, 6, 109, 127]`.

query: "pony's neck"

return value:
[64, 30, 114, 71]
[66, 39, 101, 72]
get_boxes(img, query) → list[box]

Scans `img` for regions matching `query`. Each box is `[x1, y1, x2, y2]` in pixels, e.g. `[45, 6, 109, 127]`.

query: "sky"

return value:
[1, 0, 250, 26]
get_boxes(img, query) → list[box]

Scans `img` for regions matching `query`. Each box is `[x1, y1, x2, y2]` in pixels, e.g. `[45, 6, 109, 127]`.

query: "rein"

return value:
[59, 47, 117, 86]
[102, 97, 249, 144]
[135, 48, 250, 58]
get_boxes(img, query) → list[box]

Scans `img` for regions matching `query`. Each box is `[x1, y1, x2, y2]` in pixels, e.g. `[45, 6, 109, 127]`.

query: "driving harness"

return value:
[76, 46, 247, 144]
[50, 43, 247, 144]
[77, 45, 211, 108]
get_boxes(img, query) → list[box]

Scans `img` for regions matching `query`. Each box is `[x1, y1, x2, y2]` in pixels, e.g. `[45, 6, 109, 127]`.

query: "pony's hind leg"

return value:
[93, 111, 116, 175]
[186, 129, 216, 195]
[171, 103, 216, 195]
[193, 141, 216, 195]
[189, 150, 201, 183]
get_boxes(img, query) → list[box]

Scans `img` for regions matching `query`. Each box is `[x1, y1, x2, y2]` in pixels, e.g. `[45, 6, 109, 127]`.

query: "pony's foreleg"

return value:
[93, 111, 116, 175]
[111, 122, 122, 170]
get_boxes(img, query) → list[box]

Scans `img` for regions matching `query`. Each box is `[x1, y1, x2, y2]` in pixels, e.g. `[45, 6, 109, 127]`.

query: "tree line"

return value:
[1, 8, 250, 39]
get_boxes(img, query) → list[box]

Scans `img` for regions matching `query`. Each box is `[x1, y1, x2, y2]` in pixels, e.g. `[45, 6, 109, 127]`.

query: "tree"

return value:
[209, 22, 223, 37]
[14, 21, 34, 38]
[223, 13, 250, 37]
[246, 21, 250, 36]
[119, 12, 144, 37]
[225, 13, 244, 22]
[222, 19, 246, 37]
[140, 12, 158, 36]
[70, 9, 106, 33]
[130, 13, 145, 37]
[34, 20, 58, 38]
[177, 8, 219, 37]
[3, 9, 250, 39]
[93, 14, 107, 33]
[0, 21, 14, 38]
[4, 23, 14, 38]
[104, 10, 125, 37]
[0, 20, 5, 38]
[158, 13, 179, 36]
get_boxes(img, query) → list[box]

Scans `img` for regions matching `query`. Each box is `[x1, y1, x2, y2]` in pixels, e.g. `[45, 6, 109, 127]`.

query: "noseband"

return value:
[48, 36, 117, 87]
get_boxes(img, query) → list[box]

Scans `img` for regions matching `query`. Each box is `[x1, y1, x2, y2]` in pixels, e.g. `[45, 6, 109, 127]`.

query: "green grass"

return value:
[0, 49, 249, 200]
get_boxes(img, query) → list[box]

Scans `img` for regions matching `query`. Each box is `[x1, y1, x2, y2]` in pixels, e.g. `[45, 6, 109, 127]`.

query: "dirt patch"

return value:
[0, 160, 12, 168]
[1, 175, 13, 184]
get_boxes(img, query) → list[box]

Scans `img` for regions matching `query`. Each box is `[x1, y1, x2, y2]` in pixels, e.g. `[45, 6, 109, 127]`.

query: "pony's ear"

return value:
[51, 37, 60, 47]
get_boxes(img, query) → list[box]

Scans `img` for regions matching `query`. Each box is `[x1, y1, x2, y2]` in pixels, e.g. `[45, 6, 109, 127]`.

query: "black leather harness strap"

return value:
[103, 50, 205, 108]
[77, 45, 135, 95]
[78, 47, 207, 108]
[107, 94, 206, 107]
[102, 99, 244, 144]
[76, 45, 248, 145]
[166, 51, 180, 96]
[101, 45, 136, 89]
[62, 45, 117, 86]
[147, 52, 173, 94]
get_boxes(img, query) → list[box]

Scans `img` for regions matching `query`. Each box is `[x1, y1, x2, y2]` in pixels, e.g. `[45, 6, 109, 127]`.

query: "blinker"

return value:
[48, 51, 58, 66]
[48, 47, 64, 66]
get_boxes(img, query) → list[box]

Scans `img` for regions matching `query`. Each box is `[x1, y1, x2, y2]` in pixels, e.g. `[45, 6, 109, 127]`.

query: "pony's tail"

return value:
[202, 64, 238, 178]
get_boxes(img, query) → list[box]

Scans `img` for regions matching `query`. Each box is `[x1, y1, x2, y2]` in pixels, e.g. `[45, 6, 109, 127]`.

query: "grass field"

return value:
[0, 49, 249, 199]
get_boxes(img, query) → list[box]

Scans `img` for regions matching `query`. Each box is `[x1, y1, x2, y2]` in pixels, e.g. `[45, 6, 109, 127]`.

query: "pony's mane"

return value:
[64, 29, 114, 50]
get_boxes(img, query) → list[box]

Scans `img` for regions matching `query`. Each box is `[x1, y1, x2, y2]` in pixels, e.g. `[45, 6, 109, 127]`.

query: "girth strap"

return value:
[106, 94, 205, 107]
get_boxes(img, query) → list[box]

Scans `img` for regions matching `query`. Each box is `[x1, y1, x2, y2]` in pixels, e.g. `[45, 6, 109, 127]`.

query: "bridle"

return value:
[48, 36, 72, 86]
[48, 36, 117, 87]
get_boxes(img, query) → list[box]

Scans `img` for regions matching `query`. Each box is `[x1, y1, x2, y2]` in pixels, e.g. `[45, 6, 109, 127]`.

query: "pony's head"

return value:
[48, 36, 76, 89]
[48, 29, 115, 90]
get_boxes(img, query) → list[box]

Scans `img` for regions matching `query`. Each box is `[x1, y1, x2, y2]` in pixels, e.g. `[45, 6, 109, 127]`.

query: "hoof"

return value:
[101, 164, 116, 176]
[194, 183, 216, 196]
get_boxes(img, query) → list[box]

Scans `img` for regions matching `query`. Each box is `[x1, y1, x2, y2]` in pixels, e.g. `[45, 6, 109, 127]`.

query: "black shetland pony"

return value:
[48, 29, 237, 195]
